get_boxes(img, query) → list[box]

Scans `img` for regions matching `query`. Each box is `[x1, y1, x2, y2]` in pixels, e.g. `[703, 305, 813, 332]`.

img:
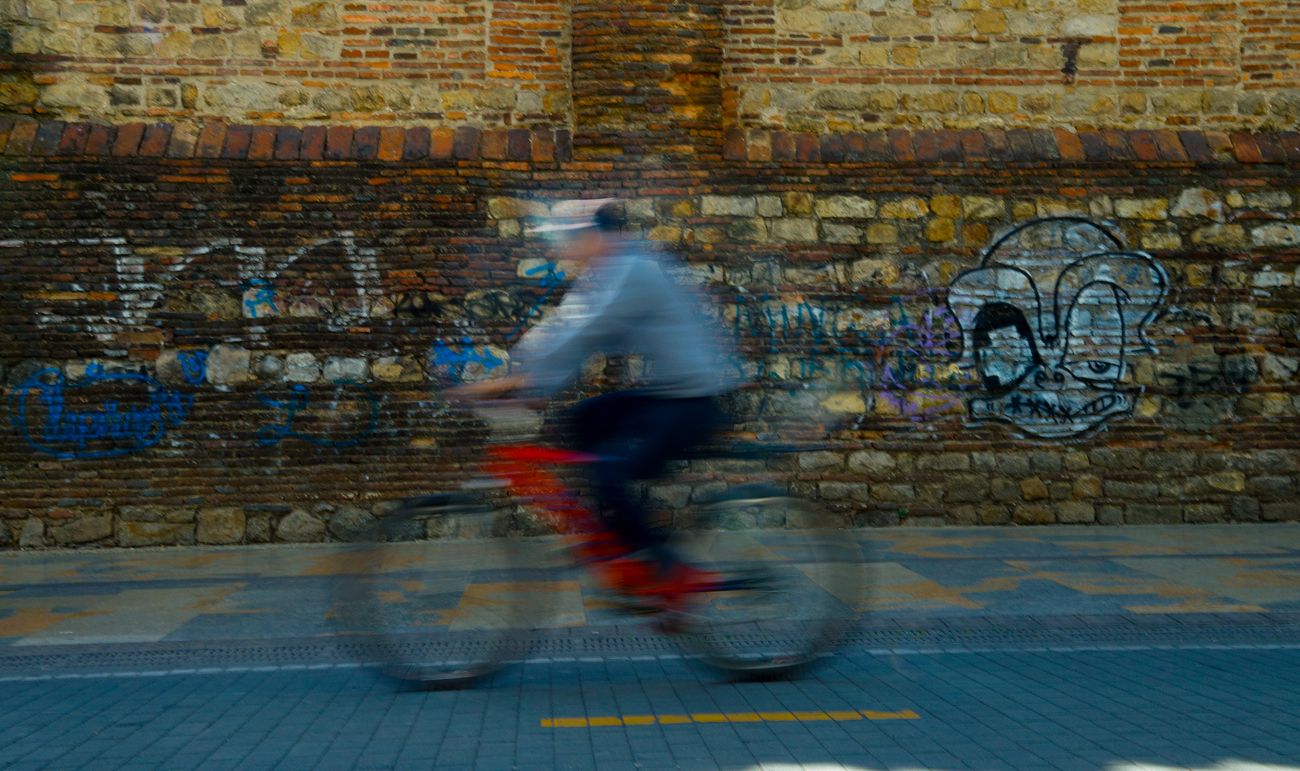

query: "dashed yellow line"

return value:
[540, 710, 919, 727]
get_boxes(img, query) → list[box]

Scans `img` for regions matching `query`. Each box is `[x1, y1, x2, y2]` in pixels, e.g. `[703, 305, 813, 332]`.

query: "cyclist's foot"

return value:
[640, 562, 719, 633]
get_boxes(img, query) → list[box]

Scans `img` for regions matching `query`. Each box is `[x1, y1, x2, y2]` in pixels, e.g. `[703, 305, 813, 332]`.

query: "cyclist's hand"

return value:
[446, 374, 526, 407]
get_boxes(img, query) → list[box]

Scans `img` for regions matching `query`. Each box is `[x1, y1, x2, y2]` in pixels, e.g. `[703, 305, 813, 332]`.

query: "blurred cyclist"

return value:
[450, 198, 735, 595]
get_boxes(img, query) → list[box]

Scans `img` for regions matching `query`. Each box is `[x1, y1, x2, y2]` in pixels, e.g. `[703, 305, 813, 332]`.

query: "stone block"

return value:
[978, 503, 1009, 525]
[1170, 188, 1225, 221]
[1054, 502, 1095, 523]
[1262, 502, 1300, 521]
[822, 223, 861, 244]
[1248, 475, 1293, 497]
[997, 455, 1030, 475]
[770, 219, 818, 243]
[849, 258, 899, 285]
[1184, 503, 1227, 523]
[197, 508, 245, 544]
[323, 356, 367, 383]
[205, 344, 251, 385]
[945, 475, 990, 504]
[1190, 224, 1247, 248]
[815, 196, 876, 218]
[916, 453, 969, 471]
[648, 484, 691, 509]
[1028, 452, 1061, 472]
[117, 521, 195, 547]
[1104, 481, 1159, 500]
[1252, 224, 1300, 247]
[870, 483, 914, 502]
[701, 196, 756, 217]
[1012, 504, 1054, 525]
[285, 353, 319, 382]
[925, 218, 956, 242]
[1097, 505, 1124, 525]
[327, 506, 376, 541]
[1126, 504, 1182, 524]
[1073, 475, 1102, 498]
[276, 509, 325, 542]
[51, 516, 113, 545]
[18, 518, 45, 547]
[848, 450, 895, 473]
[1020, 477, 1049, 501]
[372, 356, 423, 383]
[971, 452, 997, 472]
[1114, 198, 1168, 220]
[818, 482, 871, 503]
[799, 451, 844, 471]
[879, 197, 929, 218]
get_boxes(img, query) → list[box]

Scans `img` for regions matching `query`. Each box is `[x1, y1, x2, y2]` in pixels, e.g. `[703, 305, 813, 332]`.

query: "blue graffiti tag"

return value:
[430, 337, 506, 382]
[10, 365, 194, 460]
[256, 380, 379, 448]
[508, 262, 567, 340]
[177, 351, 208, 385]
[243, 278, 279, 318]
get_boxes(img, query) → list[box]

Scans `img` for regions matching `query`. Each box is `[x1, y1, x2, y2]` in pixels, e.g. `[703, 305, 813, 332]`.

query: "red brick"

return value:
[453, 127, 480, 160]
[531, 130, 555, 163]
[352, 126, 380, 160]
[1152, 130, 1188, 162]
[983, 130, 1011, 162]
[247, 126, 277, 160]
[481, 129, 508, 160]
[0, 118, 12, 154]
[888, 130, 914, 162]
[1230, 133, 1263, 163]
[85, 124, 116, 156]
[300, 126, 326, 160]
[1204, 131, 1234, 160]
[222, 125, 253, 159]
[138, 124, 172, 157]
[1130, 131, 1159, 161]
[1077, 131, 1107, 161]
[913, 130, 940, 162]
[555, 130, 572, 162]
[195, 124, 227, 158]
[842, 132, 866, 163]
[768, 130, 793, 161]
[820, 133, 844, 163]
[1005, 129, 1034, 161]
[5, 120, 38, 155]
[1257, 134, 1287, 163]
[1028, 129, 1059, 160]
[507, 129, 531, 161]
[1179, 131, 1214, 163]
[794, 133, 819, 163]
[325, 126, 353, 160]
[1101, 131, 1134, 160]
[864, 132, 892, 161]
[936, 130, 963, 162]
[1054, 128, 1085, 161]
[377, 127, 404, 161]
[958, 129, 985, 160]
[274, 126, 302, 160]
[1278, 131, 1300, 161]
[57, 123, 90, 156]
[165, 124, 201, 158]
[403, 126, 430, 160]
[748, 130, 772, 162]
[112, 123, 145, 157]
[32, 121, 65, 155]
[431, 127, 455, 159]
[723, 126, 745, 161]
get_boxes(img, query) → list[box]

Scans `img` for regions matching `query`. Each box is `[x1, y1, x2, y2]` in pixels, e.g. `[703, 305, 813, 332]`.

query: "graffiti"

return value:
[176, 351, 208, 385]
[10, 365, 193, 460]
[429, 338, 507, 382]
[731, 295, 964, 418]
[948, 217, 1169, 438]
[256, 381, 379, 448]
[241, 279, 283, 319]
[509, 262, 568, 340]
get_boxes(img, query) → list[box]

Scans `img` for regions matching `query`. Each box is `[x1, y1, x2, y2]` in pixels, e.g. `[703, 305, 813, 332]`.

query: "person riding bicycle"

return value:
[450, 198, 736, 600]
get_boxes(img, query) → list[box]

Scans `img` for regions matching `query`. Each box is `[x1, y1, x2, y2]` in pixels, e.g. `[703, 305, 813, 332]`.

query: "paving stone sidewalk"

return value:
[1, 524, 1298, 771]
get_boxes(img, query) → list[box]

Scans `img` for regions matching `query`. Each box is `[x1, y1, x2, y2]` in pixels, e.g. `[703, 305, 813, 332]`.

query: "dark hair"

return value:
[593, 200, 626, 232]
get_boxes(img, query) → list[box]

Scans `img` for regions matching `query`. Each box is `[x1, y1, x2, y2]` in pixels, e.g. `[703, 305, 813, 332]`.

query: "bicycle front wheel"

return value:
[330, 494, 556, 688]
[673, 486, 863, 677]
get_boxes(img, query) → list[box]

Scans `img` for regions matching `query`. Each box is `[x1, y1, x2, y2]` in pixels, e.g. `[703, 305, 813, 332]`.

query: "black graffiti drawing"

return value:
[947, 217, 1169, 438]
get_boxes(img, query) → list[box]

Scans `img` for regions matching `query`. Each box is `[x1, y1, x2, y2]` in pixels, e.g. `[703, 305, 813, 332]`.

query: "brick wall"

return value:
[5, 1, 1300, 130]
[1, 118, 1299, 548]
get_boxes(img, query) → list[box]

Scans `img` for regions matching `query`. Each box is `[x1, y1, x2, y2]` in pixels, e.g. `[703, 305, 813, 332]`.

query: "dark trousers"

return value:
[570, 391, 722, 567]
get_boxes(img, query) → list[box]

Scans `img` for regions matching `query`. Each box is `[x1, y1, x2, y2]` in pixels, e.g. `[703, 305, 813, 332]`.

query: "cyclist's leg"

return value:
[584, 396, 723, 572]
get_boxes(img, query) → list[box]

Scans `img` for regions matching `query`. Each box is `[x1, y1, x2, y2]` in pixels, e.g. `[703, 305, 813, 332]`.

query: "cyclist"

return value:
[450, 198, 736, 607]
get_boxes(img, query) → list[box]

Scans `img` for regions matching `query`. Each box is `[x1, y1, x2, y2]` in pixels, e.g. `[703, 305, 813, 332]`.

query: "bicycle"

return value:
[331, 400, 864, 688]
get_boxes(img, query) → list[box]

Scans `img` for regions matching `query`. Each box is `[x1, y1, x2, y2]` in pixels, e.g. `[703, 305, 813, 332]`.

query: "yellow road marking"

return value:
[539, 710, 919, 727]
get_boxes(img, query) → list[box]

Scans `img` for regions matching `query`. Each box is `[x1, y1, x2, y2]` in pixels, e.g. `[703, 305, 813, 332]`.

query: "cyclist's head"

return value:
[528, 198, 625, 264]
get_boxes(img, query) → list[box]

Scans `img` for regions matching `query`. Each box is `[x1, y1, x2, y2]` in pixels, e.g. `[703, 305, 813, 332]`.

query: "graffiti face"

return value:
[948, 218, 1168, 438]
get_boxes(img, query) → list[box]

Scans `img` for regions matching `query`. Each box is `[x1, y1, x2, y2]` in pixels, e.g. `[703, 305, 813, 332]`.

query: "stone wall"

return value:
[1, 118, 1299, 548]
[4, 0, 1300, 130]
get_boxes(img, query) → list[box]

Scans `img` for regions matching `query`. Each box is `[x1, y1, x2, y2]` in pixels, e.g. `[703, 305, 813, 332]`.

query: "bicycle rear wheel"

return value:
[672, 486, 863, 677]
[331, 494, 556, 688]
